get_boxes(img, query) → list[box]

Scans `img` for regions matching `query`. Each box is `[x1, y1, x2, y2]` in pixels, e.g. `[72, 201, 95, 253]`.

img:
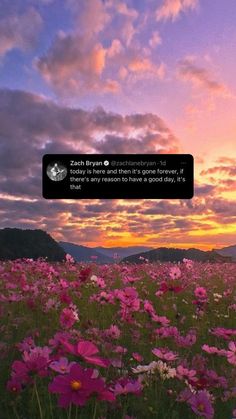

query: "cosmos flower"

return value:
[169, 266, 181, 279]
[59, 307, 79, 329]
[194, 287, 207, 301]
[49, 357, 76, 374]
[227, 341, 236, 365]
[60, 339, 110, 367]
[48, 363, 114, 408]
[188, 391, 214, 418]
[152, 347, 178, 361]
[113, 378, 142, 396]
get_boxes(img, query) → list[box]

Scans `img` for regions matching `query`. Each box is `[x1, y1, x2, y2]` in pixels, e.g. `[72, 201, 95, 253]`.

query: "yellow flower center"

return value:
[198, 403, 205, 412]
[70, 380, 82, 391]
[12, 387, 17, 392]
[61, 366, 66, 371]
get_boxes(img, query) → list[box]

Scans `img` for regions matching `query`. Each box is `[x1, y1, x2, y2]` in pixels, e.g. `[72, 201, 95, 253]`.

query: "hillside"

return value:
[121, 247, 232, 264]
[93, 246, 153, 259]
[0, 228, 66, 261]
[214, 245, 236, 261]
[59, 242, 113, 264]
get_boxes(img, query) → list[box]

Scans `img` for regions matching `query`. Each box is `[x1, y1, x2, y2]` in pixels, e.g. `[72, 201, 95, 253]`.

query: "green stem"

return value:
[48, 391, 54, 418]
[12, 405, 20, 419]
[92, 401, 97, 419]
[68, 403, 72, 419]
[34, 380, 43, 419]
[75, 406, 79, 419]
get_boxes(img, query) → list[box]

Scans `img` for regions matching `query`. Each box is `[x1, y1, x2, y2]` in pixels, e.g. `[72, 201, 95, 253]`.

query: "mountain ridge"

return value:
[121, 247, 233, 264]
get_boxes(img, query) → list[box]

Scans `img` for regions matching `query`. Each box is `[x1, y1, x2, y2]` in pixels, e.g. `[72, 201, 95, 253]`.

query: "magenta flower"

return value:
[105, 325, 121, 339]
[48, 363, 114, 408]
[194, 287, 207, 301]
[188, 391, 214, 418]
[49, 357, 76, 374]
[11, 347, 50, 382]
[7, 378, 22, 393]
[132, 352, 143, 362]
[11, 360, 29, 383]
[60, 339, 110, 367]
[227, 341, 236, 365]
[60, 308, 78, 329]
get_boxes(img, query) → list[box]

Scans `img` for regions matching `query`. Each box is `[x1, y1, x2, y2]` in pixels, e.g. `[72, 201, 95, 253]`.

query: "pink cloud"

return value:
[200, 166, 236, 177]
[178, 58, 232, 97]
[156, 0, 199, 22]
[0, 7, 42, 57]
[149, 31, 162, 48]
[36, 32, 118, 95]
[67, 0, 110, 37]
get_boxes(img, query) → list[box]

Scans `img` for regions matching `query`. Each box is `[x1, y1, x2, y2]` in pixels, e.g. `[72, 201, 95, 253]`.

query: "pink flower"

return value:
[48, 363, 114, 408]
[194, 287, 207, 301]
[65, 254, 74, 263]
[49, 357, 76, 374]
[113, 378, 142, 396]
[60, 340, 110, 367]
[227, 341, 236, 365]
[202, 345, 219, 354]
[169, 266, 181, 279]
[60, 308, 78, 329]
[176, 365, 197, 381]
[152, 348, 178, 361]
[105, 325, 121, 339]
[202, 345, 228, 357]
[17, 337, 35, 352]
[188, 391, 214, 418]
[210, 327, 236, 340]
[183, 258, 193, 269]
[132, 353, 143, 362]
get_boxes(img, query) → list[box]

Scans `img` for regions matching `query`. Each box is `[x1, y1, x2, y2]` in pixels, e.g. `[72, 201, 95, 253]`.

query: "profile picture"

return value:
[46, 161, 67, 182]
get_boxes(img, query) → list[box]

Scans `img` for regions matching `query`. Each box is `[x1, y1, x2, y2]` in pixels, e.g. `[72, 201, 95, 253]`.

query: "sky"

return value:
[0, 0, 236, 250]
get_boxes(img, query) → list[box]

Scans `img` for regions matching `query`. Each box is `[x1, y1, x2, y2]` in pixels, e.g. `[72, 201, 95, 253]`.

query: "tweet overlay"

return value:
[42, 154, 194, 199]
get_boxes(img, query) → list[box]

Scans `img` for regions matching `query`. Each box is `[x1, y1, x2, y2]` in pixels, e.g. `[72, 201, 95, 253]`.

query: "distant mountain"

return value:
[93, 246, 154, 259]
[214, 245, 236, 261]
[121, 247, 232, 264]
[0, 228, 66, 261]
[59, 242, 113, 264]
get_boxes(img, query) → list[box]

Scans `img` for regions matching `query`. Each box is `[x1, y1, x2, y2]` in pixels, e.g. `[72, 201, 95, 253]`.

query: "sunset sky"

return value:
[0, 0, 236, 250]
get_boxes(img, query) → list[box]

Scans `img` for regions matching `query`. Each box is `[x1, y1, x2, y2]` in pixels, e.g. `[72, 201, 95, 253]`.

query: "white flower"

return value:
[156, 361, 176, 379]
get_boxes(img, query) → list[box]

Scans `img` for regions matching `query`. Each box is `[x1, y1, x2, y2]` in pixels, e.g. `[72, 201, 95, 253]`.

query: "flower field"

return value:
[1, 256, 236, 419]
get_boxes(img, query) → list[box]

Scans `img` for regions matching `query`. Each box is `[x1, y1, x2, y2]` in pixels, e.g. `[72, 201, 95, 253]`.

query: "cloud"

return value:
[35, 0, 164, 96]
[107, 44, 166, 86]
[0, 88, 234, 247]
[128, 57, 165, 78]
[149, 31, 162, 48]
[178, 59, 232, 97]
[67, 0, 110, 37]
[0, 7, 42, 57]
[156, 0, 199, 22]
[36, 32, 119, 96]
[216, 157, 236, 165]
[0, 88, 180, 199]
[200, 166, 236, 177]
